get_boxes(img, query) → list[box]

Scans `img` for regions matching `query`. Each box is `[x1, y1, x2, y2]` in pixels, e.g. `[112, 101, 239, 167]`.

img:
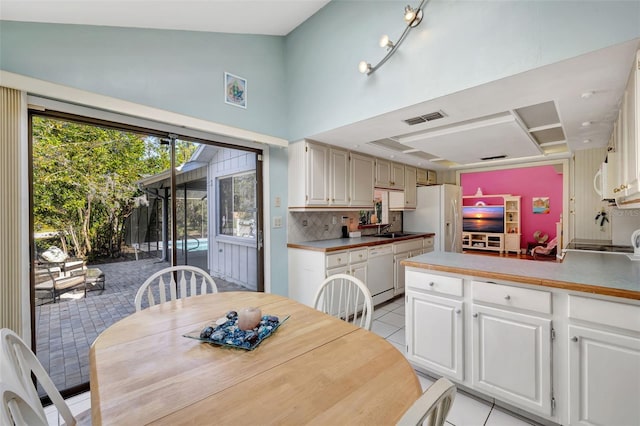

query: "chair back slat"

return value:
[396, 377, 456, 426]
[134, 266, 218, 311]
[312, 274, 373, 331]
[0, 329, 75, 426]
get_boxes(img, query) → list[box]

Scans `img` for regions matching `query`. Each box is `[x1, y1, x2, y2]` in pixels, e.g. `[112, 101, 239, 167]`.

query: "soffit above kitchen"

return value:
[308, 38, 640, 170]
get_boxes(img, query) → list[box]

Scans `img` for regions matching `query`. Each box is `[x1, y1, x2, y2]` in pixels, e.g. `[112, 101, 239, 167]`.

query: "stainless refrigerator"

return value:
[404, 184, 462, 252]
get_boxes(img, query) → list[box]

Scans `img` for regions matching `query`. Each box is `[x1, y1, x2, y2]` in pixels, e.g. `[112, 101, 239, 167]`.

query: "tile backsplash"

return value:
[288, 211, 402, 243]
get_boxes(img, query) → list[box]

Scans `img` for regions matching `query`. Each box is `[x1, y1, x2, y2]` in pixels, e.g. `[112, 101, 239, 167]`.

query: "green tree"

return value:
[32, 117, 190, 259]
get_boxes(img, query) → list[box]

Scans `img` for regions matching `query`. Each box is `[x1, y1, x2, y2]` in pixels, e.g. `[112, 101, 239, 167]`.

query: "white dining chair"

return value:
[0, 380, 49, 426]
[396, 377, 456, 426]
[313, 273, 373, 331]
[0, 328, 77, 426]
[134, 265, 218, 311]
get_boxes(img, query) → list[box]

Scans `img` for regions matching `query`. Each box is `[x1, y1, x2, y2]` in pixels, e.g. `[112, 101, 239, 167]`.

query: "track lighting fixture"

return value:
[358, 0, 428, 76]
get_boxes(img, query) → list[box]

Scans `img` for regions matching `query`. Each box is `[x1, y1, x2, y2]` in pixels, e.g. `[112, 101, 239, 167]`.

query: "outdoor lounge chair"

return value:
[34, 260, 87, 303]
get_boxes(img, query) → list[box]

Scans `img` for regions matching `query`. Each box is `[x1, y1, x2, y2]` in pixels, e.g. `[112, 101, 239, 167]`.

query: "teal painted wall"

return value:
[284, 0, 640, 140]
[266, 145, 289, 296]
[0, 21, 287, 138]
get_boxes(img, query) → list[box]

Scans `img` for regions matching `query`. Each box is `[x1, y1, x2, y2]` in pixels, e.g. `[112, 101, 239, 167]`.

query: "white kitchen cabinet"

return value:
[389, 165, 417, 210]
[406, 270, 464, 380]
[416, 168, 436, 186]
[289, 244, 384, 308]
[615, 50, 640, 206]
[305, 142, 329, 206]
[391, 162, 405, 190]
[375, 158, 391, 188]
[472, 303, 552, 416]
[328, 147, 349, 206]
[393, 239, 423, 295]
[404, 265, 640, 425]
[349, 152, 375, 208]
[567, 295, 640, 426]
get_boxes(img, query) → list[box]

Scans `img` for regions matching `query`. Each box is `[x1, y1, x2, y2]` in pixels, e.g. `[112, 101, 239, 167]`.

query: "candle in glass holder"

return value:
[238, 307, 262, 330]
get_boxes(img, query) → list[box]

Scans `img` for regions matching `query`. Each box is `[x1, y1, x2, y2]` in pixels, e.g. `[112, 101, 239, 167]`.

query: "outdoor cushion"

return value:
[41, 246, 68, 263]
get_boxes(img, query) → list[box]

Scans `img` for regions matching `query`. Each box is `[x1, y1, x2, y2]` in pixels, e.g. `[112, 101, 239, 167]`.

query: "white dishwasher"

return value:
[367, 245, 395, 305]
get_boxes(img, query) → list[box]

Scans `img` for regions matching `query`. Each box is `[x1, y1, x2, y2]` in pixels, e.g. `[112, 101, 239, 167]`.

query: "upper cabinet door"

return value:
[350, 153, 375, 207]
[404, 166, 417, 209]
[391, 162, 405, 190]
[329, 148, 349, 206]
[306, 142, 329, 205]
[375, 158, 392, 188]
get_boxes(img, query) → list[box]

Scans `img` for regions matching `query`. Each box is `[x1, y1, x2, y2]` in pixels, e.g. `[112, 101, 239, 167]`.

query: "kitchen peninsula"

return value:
[402, 251, 640, 426]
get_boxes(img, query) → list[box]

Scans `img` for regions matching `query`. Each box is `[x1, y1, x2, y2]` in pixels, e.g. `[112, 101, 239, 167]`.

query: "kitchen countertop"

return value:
[287, 233, 435, 252]
[402, 250, 640, 300]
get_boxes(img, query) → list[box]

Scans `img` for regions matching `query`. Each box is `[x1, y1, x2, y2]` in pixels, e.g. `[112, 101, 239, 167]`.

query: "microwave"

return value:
[593, 152, 618, 201]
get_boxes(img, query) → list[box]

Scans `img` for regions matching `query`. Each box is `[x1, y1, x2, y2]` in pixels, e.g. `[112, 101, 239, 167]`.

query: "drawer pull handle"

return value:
[429, 282, 435, 287]
[455, 309, 461, 314]
[504, 295, 511, 300]
[571, 336, 579, 342]
[473, 313, 478, 318]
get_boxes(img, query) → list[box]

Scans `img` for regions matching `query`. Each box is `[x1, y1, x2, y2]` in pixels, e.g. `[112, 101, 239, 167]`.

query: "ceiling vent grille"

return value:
[480, 155, 507, 161]
[403, 110, 446, 126]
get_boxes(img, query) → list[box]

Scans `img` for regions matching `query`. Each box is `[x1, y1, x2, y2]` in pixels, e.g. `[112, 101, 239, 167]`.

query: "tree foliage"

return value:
[32, 116, 198, 259]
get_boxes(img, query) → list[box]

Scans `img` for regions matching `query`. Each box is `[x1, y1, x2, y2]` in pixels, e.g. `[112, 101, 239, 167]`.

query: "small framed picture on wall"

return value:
[224, 72, 247, 109]
[532, 197, 550, 214]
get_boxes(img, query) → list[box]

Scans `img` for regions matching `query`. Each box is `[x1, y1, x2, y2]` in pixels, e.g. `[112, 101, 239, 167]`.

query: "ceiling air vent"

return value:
[480, 155, 507, 161]
[403, 110, 447, 126]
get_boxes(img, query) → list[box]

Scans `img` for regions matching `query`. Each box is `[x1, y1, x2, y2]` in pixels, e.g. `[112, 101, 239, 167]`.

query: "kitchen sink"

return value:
[374, 232, 413, 238]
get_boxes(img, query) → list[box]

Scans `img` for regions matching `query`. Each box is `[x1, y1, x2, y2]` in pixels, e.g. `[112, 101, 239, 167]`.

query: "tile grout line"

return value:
[483, 400, 496, 426]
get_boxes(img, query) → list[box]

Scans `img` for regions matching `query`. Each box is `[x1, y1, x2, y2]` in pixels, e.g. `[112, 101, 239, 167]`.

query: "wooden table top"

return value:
[90, 292, 422, 425]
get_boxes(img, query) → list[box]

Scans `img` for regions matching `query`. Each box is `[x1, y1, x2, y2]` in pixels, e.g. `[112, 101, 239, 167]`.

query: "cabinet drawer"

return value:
[349, 248, 368, 264]
[423, 237, 434, 249]
[472, 281, 551, 314]
[394, 239, 423, 254]
[326, 251, 348, 269]
[406, 270, 463, 297]
[569, 295, 640, 333]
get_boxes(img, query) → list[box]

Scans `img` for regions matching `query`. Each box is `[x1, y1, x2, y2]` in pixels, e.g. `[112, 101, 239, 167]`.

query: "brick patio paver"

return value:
[35, 258, 247, 394]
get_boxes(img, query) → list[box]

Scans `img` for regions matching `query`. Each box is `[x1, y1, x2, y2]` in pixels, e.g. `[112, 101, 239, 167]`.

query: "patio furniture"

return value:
[90, 292, 422, 424]
[85, 267, 105, 292]
[34, 260, 87, 303]
[134, 265, 218, 311]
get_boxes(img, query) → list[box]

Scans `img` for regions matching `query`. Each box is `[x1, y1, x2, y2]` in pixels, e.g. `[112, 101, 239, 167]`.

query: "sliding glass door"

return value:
[29, 111, 263, 397]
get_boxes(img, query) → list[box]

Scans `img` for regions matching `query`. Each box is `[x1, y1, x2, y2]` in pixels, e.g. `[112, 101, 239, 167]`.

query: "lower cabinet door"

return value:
[394, 253, 409, 296]
[472, 305, 552, 416]
[568, 325, 640, 426]
[406, 291, 464, 381]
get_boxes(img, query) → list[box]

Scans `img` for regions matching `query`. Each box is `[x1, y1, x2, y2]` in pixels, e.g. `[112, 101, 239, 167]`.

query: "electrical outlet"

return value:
[273, 216, 282, 228]
[302, 220, 308, 227]
[324, 224, 329, 231]
[332, 216, 337, 225]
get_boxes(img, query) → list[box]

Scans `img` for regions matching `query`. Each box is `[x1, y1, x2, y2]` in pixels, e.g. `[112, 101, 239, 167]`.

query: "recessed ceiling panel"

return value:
[399, 115, 541, 164]
[515, 101, 560, 129]
[531, 126, 566, 144]
[368, 138, 409, 152]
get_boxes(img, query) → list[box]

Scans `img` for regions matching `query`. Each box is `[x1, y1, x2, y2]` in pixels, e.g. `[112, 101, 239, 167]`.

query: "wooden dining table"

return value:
[90, 291, 422, 425]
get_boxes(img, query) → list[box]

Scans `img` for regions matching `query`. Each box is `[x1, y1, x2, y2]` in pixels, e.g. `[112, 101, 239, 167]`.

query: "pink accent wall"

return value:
[461, 165, 563, 249]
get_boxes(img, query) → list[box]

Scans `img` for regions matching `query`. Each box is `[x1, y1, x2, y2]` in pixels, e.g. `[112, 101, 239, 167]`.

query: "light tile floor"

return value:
[46, 296, 542, 426]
